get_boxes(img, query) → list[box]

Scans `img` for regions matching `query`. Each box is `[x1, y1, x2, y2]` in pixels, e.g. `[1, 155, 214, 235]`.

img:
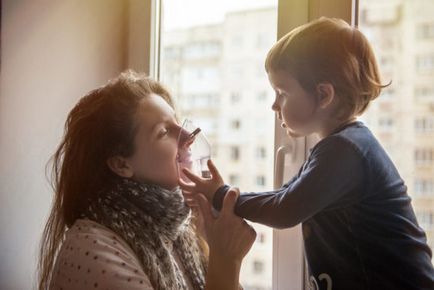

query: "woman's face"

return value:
[125, 94, 182, 190]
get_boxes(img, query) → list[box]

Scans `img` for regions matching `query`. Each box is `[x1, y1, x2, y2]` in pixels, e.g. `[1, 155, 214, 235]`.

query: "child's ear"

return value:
[106, 156, 134, 178]
[316, 83, 335, 109]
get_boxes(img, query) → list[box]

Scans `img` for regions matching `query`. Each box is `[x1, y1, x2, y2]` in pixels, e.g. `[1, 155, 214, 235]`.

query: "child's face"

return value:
[268, 69, 319, 138]
[125, 94, 182, 190]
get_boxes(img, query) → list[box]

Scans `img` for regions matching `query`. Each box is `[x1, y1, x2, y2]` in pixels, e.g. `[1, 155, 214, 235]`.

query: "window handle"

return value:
[274, 140, 296, 189]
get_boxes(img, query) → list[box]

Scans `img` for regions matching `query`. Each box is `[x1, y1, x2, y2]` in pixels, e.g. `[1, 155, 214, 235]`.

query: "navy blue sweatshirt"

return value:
[213, 121, 434, 290]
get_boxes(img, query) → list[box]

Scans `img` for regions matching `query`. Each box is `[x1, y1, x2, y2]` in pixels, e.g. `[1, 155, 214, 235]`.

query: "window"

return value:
[231, 92, 242, 103]
[183, 42, 221, 59]
[230, 146, 240, 161]
[380, 88, 394, 99]
[157, 1, 434, 289]
[257, 232, 266, 244]
[415, 86, 434, 100]
[416, 211, 434, 230]
[414, 179, 434, 196]
[256, 146, 267, 159]
[378, 117, 394, 131]
[231, 119, 241, 130]
[253, 260, 265, 274]
[360, 0, 434, 263]
[416, 55, 434, 73]
[415, 117, 434, 133]
[417, 23, 434, 39]
[229, 174, 241, 186]
[414, 149, 434, 166]
[256, 175, 266, 186]
[160, 2, 277, 289]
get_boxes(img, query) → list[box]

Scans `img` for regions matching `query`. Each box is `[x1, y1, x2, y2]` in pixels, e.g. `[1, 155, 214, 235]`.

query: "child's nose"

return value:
[271, 100, 279, 112]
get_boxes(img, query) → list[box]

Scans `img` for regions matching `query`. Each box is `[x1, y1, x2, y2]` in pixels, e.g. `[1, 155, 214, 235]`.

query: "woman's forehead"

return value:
[136, 95, 176, 131]
[139, 95, 174, 116]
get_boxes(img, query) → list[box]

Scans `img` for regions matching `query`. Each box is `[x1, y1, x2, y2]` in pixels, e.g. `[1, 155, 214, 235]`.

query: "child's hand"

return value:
[179, 159, 224, 203]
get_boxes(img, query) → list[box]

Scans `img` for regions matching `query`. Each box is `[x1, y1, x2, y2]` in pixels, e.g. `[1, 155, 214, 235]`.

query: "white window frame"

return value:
[138, 1, 357, 289]
[129, 0, 161, 78]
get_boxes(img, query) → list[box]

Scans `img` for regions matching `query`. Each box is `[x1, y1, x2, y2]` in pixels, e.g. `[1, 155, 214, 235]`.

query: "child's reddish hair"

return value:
[265, 17, 390, 119]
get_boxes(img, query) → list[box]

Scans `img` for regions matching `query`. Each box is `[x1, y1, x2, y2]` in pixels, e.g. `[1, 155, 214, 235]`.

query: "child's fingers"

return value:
[182, 168, 205, 184]
[207, 159, 223, 181]
[182, 191, 193, 197]
[179, 178, 197, 192]
[184, 198, 198, 207]
[183, 190, 198, 205]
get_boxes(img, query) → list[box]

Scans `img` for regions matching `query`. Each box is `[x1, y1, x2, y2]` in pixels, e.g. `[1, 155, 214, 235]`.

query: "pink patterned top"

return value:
[50, 219, 194, 290]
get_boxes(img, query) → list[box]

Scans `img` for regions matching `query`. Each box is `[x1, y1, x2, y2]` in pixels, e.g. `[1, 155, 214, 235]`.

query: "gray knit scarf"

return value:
[81, 177, 207, 290]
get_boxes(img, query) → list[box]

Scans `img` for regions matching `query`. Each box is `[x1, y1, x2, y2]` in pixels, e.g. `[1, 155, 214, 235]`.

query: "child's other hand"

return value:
[179, 159, 224, 203]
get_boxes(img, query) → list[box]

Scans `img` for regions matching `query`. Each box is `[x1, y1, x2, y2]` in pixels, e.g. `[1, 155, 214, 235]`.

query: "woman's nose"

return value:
[176, 126, 190, 146]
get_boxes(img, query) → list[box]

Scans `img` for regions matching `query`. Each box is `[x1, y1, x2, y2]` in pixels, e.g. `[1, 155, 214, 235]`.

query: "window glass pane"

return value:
[359, 0, 434, 254]
[160, 1, 278, 289]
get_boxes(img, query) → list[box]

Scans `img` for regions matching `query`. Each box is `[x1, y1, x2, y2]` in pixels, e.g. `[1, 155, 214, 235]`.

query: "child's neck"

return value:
[317, 117, 358, 140]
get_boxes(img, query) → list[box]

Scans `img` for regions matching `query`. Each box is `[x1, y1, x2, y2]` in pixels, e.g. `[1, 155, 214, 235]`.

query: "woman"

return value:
[38, 70, 255, 290]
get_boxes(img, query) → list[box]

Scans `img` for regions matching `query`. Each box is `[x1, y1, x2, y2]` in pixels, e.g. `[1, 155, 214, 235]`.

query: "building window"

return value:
[256, 147, 267, 159]
[416, 55, 434, 73]
[378, 117, 394, 130]
[414, 179, 434, 196]
[183, 41, 221, 59]
[256, 175, 266, 186]
[231, 119, 241, 130]
[256, 232, 266, 244]
[415, 117, 434, 133]
[416, 211, 434, 229]
[230, 146, 240, 161]
[253, 260, 265, 274]
[414, 149, 434, 166]
[231, 92, 241, 103]
[229, 174, 240, 185]
[415, 86, 434, 100]
[417, 23, 434, 39]
[380, 88, 395, 99]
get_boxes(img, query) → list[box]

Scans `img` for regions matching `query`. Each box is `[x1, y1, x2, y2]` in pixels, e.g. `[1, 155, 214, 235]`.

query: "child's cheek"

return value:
[284, 100, 313, 126]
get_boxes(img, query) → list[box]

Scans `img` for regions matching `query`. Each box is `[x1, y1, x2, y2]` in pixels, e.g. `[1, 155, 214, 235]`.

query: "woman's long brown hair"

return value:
[37, 70, 182, 289]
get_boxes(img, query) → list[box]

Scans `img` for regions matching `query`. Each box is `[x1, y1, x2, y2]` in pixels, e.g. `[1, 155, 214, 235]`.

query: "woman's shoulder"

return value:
[50, 219, 153, 289]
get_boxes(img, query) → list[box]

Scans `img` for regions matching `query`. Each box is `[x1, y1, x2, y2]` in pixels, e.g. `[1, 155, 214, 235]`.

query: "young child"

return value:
[180, 17, 434, 290]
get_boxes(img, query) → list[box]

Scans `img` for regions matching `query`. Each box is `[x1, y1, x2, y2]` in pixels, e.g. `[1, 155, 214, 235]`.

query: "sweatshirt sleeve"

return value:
[213, 136, 366, 229]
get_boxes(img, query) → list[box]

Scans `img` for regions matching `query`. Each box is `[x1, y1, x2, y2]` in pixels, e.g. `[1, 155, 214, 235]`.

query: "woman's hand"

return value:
[188, 201, 208, 242]
[179, 159, 225, 204]
[199, 188, 256, 290]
